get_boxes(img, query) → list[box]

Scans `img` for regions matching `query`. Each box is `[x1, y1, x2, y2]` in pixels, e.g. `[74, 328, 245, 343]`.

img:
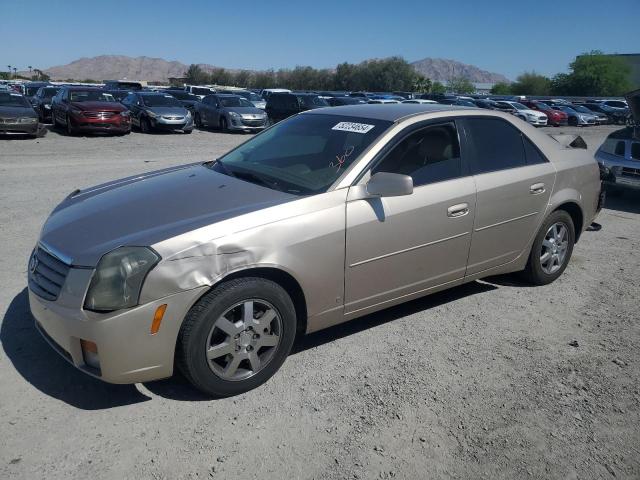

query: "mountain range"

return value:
[26, 54, 510, 84]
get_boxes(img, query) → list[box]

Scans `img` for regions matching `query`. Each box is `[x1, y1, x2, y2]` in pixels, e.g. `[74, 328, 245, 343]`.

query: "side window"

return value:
[465, 118, 526, 174]
[372, 123, 462, 187]
[522, 136, 548, 165]
[631, 142, 640, 160]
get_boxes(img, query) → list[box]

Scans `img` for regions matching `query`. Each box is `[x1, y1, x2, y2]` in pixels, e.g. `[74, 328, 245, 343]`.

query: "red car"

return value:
[520, 100, 568, 127]
[51, 87, 131, 135]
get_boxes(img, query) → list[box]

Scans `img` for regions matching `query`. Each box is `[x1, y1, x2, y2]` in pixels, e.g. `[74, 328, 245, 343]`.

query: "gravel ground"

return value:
[0, 124, 638, 480]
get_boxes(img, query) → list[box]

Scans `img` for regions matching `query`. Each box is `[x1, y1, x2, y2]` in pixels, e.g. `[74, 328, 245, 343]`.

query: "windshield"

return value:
[25, 86, 42, 96]
[192, 87, 214, 96]
[220, 96, 254, 108]
[234, 91, 262, 102]
[166, 91, 198, 101]
[571, 105, 591, 113]
[0, 93, 31, 107]
[558, 106, 576, 113]
[142, 95, 182, 107]
[69, 90, 116, 102]
[40, 87, 60, 98]
[511, 102, 528, 110]
[208, 114, 392, 195]
[298, 95, 329, 107]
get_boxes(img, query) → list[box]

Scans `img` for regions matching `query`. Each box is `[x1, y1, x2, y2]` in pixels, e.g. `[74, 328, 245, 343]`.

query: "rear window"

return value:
[464, 118, 527, 173]
[631, 142, 640, 160]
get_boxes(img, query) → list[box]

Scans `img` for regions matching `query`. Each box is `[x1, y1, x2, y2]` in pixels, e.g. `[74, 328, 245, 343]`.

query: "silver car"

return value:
[121, 92, 193, 134]
[596, 129, 640, 191]
[195, 94, 268, 132]
[29, 104, 601, 397]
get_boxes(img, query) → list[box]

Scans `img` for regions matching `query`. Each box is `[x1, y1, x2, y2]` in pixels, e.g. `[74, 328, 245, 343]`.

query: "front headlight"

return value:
[228, 111, 241, 118]
[185, 110, 192, 118]
[120, 110, 130, 117]
[526, 113, 536, 120]
[44, 104, 51, 109]
[84, 247, 160, 312]
[147, 110, 158, 118]
[19, 117, 38, 123]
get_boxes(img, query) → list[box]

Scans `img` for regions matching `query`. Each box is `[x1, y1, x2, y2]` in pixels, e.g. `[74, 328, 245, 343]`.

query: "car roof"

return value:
[213, 94, 240, 97]
[303, 103, 470, 122]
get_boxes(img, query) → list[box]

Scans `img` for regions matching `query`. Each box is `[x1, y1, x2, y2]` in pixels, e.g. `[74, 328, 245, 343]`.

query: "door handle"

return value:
[447, 203, 469, 218]
[530, 183, 545, 194]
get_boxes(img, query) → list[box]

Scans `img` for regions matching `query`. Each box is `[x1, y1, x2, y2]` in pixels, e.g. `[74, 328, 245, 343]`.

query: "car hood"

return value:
[0, 105, 37, 117]
[40, 163, 296, 266]
[146, 106, 188, 116]
[71, 101, 126, 112]
[224, 106, 266, 115]
[522, 109, 545, 117]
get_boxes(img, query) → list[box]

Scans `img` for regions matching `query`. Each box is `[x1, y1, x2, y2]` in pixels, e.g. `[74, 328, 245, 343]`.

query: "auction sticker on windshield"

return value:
[332, 122, 375, 134]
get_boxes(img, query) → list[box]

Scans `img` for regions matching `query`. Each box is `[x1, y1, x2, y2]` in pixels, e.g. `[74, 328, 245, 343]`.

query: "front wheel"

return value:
[177, 277, 297, 397]
[521, 210, 575, 285]
[140, 116, 152, 134]
[220, 116, 228, 132]
[194, 113, 203, 128]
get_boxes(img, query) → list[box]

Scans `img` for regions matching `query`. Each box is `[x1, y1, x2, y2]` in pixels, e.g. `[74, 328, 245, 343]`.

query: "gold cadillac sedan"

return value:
[28, 104, 602, 397]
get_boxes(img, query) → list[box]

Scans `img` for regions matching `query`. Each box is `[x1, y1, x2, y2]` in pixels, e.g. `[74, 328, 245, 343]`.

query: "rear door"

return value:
[345, 121, 476, 315]
[461, 117, 555, 276]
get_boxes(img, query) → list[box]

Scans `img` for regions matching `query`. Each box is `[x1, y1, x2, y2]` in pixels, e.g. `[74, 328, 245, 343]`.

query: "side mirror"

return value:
[365, 172, 413, 197]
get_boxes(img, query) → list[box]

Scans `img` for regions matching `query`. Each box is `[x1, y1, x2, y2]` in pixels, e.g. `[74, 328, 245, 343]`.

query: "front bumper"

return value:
[70, 113, 131, 133]
[0, 121, 39, 135]
[30, 284, 207, 384]
[228, 116, 267, 131]
[151, 115, 194, 130]
[528, 117, 548, 126]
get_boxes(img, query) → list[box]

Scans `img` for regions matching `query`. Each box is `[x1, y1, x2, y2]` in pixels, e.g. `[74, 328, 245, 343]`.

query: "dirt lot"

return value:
[1, 124, 638, 480]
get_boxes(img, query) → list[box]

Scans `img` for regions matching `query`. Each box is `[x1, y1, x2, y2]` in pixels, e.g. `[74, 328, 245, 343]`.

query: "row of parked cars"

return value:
[0, 80, 633, 138]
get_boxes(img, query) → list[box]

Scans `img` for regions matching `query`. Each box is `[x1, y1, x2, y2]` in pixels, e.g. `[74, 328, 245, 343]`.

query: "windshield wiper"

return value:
[232, 170, 282, 191]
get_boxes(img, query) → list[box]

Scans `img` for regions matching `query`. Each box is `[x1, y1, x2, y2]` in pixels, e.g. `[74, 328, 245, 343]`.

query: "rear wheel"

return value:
[177, 277, 297, 397]
[140, 116, 152, 134]
[522, 210, 575, 285]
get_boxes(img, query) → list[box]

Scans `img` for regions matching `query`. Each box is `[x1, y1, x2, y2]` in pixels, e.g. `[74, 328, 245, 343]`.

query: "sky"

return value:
[1, 0, 639, 81]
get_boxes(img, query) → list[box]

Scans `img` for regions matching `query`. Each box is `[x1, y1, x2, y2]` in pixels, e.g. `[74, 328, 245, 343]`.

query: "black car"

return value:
[23, 82, 51, 105]
[163, 89, 201, 114]
[32, 86, 61, 122]
[327, 96, 367, 106]
[471, 98, 504, 110]
[265, 93, 329, 123]
[0, 92, 41, 137]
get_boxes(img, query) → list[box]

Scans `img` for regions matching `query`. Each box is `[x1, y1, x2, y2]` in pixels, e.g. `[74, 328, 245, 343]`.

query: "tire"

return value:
[177, 277, 297, 398]
[521, 210, 575, 286]
[568, 117, 578, 127]
[140, 116, 152, 134]
[183, 128, 193, 134]
[66, 115, 76, 136]
[220, 116, 228, 132]
[51, 112, 59, 129]
[194, 113, 203, 128]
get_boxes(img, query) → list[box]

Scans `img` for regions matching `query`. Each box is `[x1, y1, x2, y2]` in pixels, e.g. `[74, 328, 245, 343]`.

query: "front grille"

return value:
[621, 167, 640, 178]
[28, 247, 71, 301]
[83, 111, 117, 119]
[0, 117, 17, 124]
[162, 116, 184, 121]
[241, 119, 266, 127]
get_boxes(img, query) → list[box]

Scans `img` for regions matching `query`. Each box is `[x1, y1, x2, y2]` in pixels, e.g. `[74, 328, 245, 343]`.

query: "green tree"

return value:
[447, 77, 475, 94]
[431, 81, 447, 94]
[551, 50, 632, 96]
[490, 82, 512, 95]
[510, 72, 551, 95]
[184, 64, 208, 85]
[412, 74, 432, 93]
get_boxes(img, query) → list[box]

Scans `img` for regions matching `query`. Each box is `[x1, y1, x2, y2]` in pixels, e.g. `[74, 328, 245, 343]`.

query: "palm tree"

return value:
[7, 65, 11, 79]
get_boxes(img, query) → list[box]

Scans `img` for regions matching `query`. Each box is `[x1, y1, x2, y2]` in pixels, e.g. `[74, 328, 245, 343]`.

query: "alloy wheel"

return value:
[205, 299, 282, 381]
[540, 222, 569, 274]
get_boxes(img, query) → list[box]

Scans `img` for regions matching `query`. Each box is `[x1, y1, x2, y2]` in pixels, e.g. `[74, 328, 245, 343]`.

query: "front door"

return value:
[345, 121, 476, 316]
